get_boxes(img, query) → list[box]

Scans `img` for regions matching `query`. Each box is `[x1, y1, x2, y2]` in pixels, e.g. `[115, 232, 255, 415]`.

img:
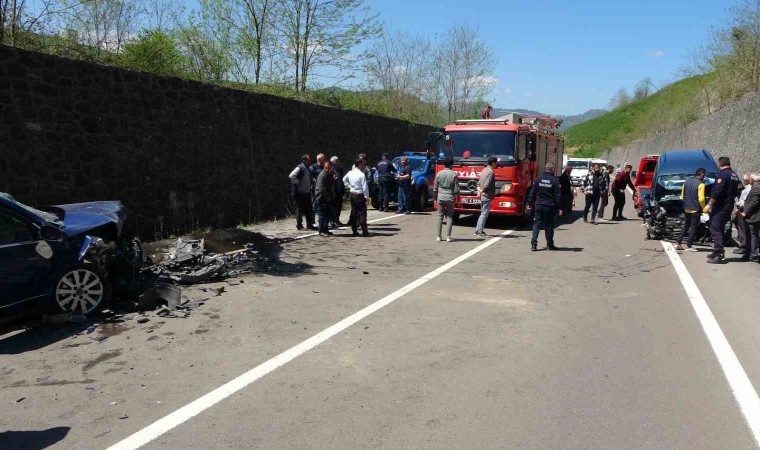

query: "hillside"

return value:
[564, 74, 715, 157]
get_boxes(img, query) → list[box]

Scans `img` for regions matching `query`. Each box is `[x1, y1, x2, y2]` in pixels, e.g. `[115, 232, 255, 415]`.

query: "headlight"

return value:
[495, 181, 513, 192]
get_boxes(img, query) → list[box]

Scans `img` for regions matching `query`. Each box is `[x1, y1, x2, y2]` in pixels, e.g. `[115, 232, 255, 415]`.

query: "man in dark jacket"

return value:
[674, 168, 707, 251]
[330, 156, 346, 227]
[558, 164, 574, 217]
[375, 153, 396, 212]
[740, 173, 760, 263]
[597, 165, 614, 220]
[705, 156, 741, 264]
[309, 153, 325, 227]
[611, 164, 637, 220]
[474, 157, 497, 237]
[315, 160, 336, 237]
[582, 163, 607, 224]
[528, 162, 563, 251]
[289, 154, 316, 230]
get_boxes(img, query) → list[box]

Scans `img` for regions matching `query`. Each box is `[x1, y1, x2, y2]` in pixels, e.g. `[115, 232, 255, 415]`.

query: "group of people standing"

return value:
[375, 153, 414, 214]
[675, 157, 760, 264]
[289, 153, 376, 237]
[557, 162, 638, 225]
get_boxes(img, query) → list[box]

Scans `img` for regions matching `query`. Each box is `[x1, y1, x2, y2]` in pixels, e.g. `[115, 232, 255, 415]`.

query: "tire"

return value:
[416, 188, 429, 211]
[516, 192, 532, 226]
[54, 263, 110, 315]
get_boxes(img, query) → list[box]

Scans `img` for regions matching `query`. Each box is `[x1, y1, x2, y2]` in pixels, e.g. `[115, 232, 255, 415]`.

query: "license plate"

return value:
[461, 198, 480, 205]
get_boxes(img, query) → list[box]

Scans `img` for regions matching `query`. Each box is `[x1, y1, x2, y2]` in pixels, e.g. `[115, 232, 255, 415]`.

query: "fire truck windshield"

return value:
[441, 131, 516, 163]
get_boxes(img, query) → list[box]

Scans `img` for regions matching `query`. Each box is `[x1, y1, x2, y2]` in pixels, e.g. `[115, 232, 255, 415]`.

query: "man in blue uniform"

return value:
[528, 162, 564, 251]
[705, 156, 740, 264]
[375, 153, 396, 212]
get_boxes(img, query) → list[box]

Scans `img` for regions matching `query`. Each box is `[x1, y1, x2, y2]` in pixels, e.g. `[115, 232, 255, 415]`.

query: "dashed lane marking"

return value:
[106, 228, 516, 450]
[662, 241, 760, 447]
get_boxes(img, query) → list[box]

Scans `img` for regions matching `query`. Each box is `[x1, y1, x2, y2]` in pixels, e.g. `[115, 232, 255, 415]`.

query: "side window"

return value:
[518, 134, 527, 161]
[0, 211, 35, 245]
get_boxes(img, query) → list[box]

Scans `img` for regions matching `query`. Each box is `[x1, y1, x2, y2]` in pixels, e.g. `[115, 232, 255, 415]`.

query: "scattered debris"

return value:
[43, 313, 88, 326]
[138, 285, 182, 310]
[85, 325, 96, 334]
[92, 336, 108, 343]
[119, 415, 129, 420]
[363, 271, 369, 275]
[136, 317, 150, 324]
[16, 397, 25, 403]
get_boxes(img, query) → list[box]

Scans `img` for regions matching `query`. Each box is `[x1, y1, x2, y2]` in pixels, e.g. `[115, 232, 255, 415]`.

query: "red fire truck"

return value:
[431, 113, 565, 223]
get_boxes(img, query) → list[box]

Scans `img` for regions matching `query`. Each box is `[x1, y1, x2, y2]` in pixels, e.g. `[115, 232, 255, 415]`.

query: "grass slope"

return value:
[565, 74, 715, 157]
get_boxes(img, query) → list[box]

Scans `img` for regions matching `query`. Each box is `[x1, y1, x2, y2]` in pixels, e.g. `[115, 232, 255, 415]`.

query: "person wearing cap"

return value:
[330, 156, 346, 227]
[610, 163, 637, 220]
[474, 157, 498, 237]
[558, 164, 574, 217]
[527, 162, 563, 251]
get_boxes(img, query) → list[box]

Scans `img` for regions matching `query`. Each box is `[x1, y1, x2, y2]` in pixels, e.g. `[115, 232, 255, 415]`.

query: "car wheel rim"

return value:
[56, 269, 104, 314]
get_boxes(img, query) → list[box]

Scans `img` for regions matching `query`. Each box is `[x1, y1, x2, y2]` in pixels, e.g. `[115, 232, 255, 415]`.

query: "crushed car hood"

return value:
[56, 201, 126, 238]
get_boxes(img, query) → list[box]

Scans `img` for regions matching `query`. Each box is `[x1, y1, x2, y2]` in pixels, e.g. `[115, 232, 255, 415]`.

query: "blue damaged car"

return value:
[0, 193, 141, 317]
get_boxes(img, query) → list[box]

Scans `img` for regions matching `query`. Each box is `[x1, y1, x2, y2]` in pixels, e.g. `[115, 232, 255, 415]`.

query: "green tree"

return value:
[119, 30, 188, 76]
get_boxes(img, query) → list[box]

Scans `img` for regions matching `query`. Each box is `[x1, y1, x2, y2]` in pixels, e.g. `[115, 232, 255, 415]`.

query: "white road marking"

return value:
[290, 213, 405, 241]
[662, 241, 760, 446]
[107, 228, 516, 450]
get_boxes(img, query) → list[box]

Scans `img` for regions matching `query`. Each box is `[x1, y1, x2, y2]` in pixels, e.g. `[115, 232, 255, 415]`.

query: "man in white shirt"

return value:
[343, 158, 371, 236]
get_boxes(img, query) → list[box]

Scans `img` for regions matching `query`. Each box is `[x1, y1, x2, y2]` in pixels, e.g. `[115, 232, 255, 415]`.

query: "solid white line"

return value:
[107, 228, 516, 450]
[662, 241, 760, 446]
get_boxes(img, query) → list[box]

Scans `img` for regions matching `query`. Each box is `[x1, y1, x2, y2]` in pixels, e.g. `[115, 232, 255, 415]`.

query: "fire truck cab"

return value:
[432, 113, 565, 223]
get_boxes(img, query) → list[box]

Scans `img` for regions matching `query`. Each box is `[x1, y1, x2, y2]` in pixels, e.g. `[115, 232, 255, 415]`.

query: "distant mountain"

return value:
[492, 107, 545, 117]
[560, 109, 608, 129]
[491, 107, 608, 130]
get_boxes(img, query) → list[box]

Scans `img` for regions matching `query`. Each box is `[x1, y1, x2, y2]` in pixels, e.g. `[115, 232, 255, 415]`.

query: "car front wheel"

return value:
[54, 264, 110, 315]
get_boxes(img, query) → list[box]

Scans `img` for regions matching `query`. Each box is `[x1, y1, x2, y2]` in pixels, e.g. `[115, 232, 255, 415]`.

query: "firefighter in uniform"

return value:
[705, 156, 740, 264]
[528, 162, 563, 251]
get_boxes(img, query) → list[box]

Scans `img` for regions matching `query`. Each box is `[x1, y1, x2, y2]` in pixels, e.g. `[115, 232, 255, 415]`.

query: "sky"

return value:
[358, 0, 731, 115]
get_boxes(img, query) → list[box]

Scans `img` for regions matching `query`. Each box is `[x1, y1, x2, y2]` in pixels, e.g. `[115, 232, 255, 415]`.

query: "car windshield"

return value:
[441, 131, 516, 162]
[393, 159, 425, 172]
[567, 160, 589, 169]
[0, 192, 64, 227]
[654, 173, 716, 199]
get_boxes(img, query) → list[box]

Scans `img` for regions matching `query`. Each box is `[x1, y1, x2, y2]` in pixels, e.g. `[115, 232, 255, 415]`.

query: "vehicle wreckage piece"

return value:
[147, 238, 266, 284]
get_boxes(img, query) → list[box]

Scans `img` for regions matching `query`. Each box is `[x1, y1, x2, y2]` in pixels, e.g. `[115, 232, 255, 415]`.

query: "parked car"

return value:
[370, 152, 436, 211]
[0, 193, 141, 318]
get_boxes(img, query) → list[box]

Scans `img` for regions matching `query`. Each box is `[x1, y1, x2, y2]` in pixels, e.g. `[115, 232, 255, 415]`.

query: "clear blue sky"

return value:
[363, 0, 731, 115]
[182, 0, 731, 115]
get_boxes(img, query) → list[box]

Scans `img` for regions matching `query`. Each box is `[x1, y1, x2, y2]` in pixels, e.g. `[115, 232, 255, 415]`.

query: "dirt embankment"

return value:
[602, 94, 760, 174]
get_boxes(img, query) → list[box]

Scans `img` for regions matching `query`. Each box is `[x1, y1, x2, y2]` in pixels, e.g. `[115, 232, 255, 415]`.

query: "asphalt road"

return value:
[2, 199, 760, 449]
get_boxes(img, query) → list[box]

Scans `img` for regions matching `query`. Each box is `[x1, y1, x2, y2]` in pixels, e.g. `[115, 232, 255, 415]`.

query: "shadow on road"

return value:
[0, 427, 70, 448]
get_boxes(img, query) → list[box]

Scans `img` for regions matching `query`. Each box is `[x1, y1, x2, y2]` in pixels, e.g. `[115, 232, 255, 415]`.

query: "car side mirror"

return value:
[40, 225, 63, 241]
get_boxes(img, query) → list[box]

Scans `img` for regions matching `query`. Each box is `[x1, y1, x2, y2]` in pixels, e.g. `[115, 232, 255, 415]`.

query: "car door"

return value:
[0, 209, 55, 309]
